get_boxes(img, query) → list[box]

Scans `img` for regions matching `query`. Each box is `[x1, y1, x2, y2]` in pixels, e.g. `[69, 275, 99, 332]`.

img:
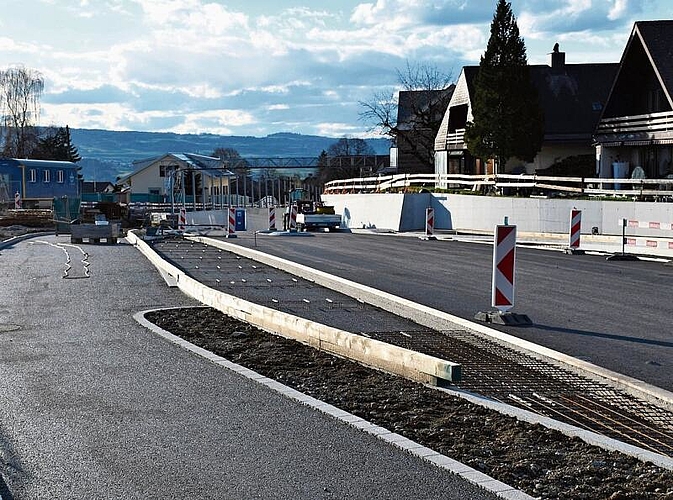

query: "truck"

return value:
[284, 188, 342, 232]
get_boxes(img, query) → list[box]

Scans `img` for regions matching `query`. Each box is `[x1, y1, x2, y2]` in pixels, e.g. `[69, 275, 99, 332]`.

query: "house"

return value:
[594, 21, 673, 180]
[392, 87, 455, 174]
[116, 153, 235, 206]
[0, 158, 80, 208]
[434, 49, 618, 176]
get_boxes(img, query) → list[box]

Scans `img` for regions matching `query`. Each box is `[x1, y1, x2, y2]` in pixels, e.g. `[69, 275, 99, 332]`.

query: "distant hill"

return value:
[68, 129, 391, 182]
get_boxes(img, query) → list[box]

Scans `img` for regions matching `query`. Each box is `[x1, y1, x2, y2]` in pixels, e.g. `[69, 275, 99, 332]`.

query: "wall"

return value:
[323, 193, 673, 237]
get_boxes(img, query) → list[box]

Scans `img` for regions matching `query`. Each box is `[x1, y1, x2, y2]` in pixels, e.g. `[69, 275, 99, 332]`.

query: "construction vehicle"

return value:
[283, 188, 342, 231]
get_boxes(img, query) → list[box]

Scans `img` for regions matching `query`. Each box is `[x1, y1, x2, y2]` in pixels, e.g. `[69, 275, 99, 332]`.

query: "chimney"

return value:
[551, 42, 565, 71]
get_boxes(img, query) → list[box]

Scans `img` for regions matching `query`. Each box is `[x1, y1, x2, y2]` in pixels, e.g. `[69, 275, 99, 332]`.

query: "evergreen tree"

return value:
[64, 125, 81, 162]
[464, 0, 544, 173]
[33, 125, 81, 162]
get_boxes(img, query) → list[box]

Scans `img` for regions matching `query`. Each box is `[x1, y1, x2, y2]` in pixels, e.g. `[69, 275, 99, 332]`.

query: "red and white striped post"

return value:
[289, 204, 297, 231]
[425, 207, 435, 236]
[227, 207, 237, 237]
[569, 209, 581, 249]
[178, 206, 186, 231]
[14, 191, 21, 209]
[492, 224, 516, 312]
[268, 206, 276, 231]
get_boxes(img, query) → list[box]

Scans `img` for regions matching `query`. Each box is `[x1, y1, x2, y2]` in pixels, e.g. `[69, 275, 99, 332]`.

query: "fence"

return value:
[323, 172, 673, 200]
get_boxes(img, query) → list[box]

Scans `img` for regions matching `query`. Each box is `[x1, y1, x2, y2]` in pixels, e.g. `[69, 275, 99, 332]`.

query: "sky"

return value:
[0, 0, 671, 138]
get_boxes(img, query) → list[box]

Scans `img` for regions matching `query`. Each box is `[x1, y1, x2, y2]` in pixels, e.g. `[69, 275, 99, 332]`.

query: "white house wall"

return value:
[434, 69, 472, 152]
[129, 164, 164, 195]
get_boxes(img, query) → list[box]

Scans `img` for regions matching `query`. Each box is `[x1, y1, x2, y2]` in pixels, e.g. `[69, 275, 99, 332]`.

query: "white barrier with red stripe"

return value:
[425, 207, 434, 236]
[623, 237, 673, 250]
[569, 209, 581, 249]
[268, 207, 276, 231]
[227, 207, 236, 237]
[492, 224, 516, 312]
[624, 219, 673, 230]
[178, 207, 186, 231]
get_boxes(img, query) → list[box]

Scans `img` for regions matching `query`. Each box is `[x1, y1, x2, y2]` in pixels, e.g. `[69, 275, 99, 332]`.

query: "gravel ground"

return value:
[146, 307, 673, 500]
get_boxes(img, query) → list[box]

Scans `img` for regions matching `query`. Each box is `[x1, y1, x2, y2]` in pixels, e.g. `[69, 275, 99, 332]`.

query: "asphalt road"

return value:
[0, 235, 500, 500]
[231, 230, 673, 392]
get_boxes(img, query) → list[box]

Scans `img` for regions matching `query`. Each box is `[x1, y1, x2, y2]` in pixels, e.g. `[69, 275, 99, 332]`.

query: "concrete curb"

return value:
[133, 307, 535, 500]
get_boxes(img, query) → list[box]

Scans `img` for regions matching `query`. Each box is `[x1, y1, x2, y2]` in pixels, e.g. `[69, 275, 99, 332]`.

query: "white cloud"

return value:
[608, 0, 629, 20]
[2, 0, 664, 138]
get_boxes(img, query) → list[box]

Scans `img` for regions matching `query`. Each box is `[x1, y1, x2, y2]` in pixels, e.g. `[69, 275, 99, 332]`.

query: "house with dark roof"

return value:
[594, 21, 673, 180]
[116, 153, 234, 205]
[392, 87, 455, 174]
[0, 158, 80, 208]
[434, 48, 618, 176]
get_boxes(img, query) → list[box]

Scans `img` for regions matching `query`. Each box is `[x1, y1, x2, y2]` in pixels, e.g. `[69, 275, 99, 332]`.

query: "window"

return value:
[57, 170, 64, 183]
[43, 169, 50, 183]
[29, 169, 37, 183]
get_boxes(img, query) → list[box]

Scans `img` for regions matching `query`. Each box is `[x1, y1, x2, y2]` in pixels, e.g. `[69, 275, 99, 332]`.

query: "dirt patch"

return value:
[146, 307, 673, 499]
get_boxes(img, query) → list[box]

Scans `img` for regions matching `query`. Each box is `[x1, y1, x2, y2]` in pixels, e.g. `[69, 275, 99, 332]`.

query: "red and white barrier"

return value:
[268, 206, 276, 231]
[289, 205, 297, 231]
[14, 191, 21, 209]
[178, 207, 186, 231]
[569, 209, 581, 249]
[425, 207, 434, 236]
[227, 207, 236, 237]
[624, 219, 673, 230]
[492, 224, 516, 312]
[623, 237, 673, 250]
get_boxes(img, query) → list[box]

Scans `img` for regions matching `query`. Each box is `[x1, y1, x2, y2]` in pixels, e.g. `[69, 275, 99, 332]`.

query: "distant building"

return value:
[0, 158, 80, 208]
[434, 49, 618, 175]
[82, 181, 115, 194]
[392, 87, 455, 174]
[116, 153, 234, 205]
[594, 21, 673, 180]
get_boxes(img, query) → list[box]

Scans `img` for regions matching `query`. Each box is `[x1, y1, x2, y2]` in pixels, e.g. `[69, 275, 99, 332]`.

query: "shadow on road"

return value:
[533, 323, 673, 349]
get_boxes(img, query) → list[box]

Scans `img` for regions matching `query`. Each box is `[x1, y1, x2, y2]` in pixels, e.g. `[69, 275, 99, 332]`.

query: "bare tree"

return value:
[0, 66, 44, 158]
[359, 61, 454, 173]
[317, 138, 376, 184]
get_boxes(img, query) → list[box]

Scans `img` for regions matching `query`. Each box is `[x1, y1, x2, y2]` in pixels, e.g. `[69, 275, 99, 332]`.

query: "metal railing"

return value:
[323, 172, 673, 199]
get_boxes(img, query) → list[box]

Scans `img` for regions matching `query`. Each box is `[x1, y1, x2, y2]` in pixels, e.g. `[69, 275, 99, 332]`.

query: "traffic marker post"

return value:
[14, 191, 21, 209]
[268, 206, 276, 231]
[565, 209, 585, 255]
[475, 223, 532, 326]
[419, 207, 437, 240]
[178, 207, 186, 231]
[226, 207, 237, 238]
[492, 224, 516, 312]
[289, 204, 297, 231]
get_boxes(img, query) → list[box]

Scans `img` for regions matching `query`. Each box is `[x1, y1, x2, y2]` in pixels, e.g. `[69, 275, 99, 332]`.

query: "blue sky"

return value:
[1, 0, 671, 138]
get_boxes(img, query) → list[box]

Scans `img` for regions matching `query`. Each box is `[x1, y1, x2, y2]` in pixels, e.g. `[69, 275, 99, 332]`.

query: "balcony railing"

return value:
[595, 110, 673, 142]
[445, 128, 466, 149]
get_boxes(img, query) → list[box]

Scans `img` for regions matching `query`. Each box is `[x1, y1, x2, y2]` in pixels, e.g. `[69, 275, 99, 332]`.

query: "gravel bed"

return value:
[146, 307, 673, 500]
